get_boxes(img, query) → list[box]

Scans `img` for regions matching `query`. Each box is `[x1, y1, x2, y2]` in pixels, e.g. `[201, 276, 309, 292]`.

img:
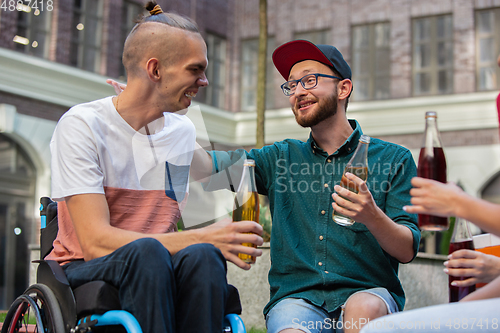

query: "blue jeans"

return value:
[266, 288, 399, 333]
[63, 238, 229, 333]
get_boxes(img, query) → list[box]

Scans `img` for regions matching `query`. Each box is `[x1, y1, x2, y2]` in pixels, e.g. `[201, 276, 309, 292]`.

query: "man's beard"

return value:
[292, 93, 338, 128]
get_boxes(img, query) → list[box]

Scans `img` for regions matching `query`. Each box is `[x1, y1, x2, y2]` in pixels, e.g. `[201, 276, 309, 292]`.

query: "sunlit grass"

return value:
[248, 328, 267, 333]
[0, 310, 37, 325]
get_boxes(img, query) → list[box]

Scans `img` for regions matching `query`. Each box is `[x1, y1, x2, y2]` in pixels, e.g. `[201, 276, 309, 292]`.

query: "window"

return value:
[352, 23, 390, 101]
[476, 8, 500, 91]
[0, 135, 35, 308]
[69, 0, 104, 72]
[205, 33, 227, 108]
[412, 15, 453, 96]
[294, 30, 330, 45]
[13, 4, 52, 58]
[240, 37, 275, 111]
[0, 136, 35, 178]
[118, 1, 144, 79]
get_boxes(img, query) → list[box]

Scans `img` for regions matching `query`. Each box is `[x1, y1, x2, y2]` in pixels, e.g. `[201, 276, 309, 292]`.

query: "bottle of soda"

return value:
[232, 159, 260, 264]
[333, 135, 370, 226]
[417, 111, 449, 231]
[448, 218, 476, 302]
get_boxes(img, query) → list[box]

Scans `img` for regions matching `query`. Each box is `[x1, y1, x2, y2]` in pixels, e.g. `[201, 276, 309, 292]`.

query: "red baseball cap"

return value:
[272, 40, 352, 81]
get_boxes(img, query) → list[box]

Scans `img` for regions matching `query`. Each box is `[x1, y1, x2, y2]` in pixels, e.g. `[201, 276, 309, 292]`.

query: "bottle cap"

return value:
[360, 135, 370, 143]
[243, 159, 255, 166]
[425, 111, 437, 118]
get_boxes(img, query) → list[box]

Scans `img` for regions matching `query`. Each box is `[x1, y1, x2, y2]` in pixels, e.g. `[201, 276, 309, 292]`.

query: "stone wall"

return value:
[227, 249, 449, 331]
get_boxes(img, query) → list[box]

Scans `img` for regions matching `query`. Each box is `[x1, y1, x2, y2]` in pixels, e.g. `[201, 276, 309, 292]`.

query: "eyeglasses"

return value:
[280, 73, 342, 96]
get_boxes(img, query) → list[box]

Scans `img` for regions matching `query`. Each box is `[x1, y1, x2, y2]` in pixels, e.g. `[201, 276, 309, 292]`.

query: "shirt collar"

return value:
[307, 119, 363, 156]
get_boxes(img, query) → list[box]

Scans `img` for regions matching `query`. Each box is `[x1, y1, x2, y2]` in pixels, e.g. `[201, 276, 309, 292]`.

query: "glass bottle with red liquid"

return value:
[448, 218, 476, 302]
[417, 111, 449, 231]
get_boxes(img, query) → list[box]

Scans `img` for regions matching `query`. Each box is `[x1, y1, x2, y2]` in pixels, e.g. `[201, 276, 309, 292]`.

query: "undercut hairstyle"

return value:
[122, 1, 200, 77]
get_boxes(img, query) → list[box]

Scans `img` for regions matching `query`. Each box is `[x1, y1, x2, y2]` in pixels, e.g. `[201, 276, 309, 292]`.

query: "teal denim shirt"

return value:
[206, 120, 421, 316]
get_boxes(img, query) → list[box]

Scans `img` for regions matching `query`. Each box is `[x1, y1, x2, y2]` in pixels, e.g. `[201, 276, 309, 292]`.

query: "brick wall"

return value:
[0, 92, 68, 122]
[54, 0, 73, 66]
[229, 0, 500, 107]
[0, 8, 18, 50]
[2, 0, 500, 147]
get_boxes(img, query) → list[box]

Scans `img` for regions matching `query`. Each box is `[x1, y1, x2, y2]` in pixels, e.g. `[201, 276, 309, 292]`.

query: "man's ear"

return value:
[337, 79, 353, 101]
[146, 58, 161, 82]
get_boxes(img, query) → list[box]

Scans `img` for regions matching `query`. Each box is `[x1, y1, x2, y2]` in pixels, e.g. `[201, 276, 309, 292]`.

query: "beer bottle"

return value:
[448, 218, 476, 302]
[232, 159, 260, 264]
[333, 135, 370, 226]
[417, 111, 449, 231]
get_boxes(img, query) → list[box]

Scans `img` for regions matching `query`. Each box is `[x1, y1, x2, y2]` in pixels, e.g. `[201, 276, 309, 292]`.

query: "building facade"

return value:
[1, 0, 500, 309]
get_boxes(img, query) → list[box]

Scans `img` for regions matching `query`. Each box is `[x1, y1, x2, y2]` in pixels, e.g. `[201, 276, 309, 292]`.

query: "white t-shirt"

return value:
[48, 96, 195, 263]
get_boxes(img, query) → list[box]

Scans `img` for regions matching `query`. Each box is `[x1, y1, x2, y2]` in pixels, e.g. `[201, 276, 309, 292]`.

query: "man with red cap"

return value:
[197, 40, 420, 333]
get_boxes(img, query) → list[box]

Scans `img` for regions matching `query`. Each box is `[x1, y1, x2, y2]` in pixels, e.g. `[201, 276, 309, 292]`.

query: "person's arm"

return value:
[404, 177, 500, 236]
[332, 173, 415, 263]
[444, 249, 500, 286]
[460, 274, 500, 302]
[190, 142, 214, 181]
[66, 193, 264, 270]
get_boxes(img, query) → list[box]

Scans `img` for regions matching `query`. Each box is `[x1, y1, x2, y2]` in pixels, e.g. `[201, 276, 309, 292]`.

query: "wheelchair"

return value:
[1, 197, 246, 333]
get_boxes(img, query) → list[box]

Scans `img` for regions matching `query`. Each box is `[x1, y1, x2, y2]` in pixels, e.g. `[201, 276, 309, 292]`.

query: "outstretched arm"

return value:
[190, 142, 214, 181]
[66, 193, 264, 270]
[404, 177, 500, 236]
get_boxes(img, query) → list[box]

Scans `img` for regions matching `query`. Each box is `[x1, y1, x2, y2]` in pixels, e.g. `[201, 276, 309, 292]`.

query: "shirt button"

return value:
[321, 210, 326, 215]
[318, 262, 323, 266]
[319, 235, 324, 241]
[327, 159, 332, 163]
[324, 183, 329, 188]
[325, 271, 329, 274]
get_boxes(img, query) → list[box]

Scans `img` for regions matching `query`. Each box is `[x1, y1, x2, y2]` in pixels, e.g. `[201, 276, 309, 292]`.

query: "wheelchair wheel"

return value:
[1, 284, 65, 333]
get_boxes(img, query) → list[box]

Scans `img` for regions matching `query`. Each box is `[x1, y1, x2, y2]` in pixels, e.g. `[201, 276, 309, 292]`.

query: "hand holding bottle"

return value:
[332, 135, 370, 226]
[444, 249, 500, 287]
[332, 171, 381, 227]
[203, 217, 263, 270]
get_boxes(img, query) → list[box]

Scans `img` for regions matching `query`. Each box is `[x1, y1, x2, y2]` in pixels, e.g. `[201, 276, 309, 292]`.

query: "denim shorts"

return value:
[266, 288, 399, 333]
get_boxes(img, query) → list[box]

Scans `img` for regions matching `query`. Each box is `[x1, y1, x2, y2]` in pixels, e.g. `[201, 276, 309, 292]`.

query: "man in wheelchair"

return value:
[41, 2, 263, 332]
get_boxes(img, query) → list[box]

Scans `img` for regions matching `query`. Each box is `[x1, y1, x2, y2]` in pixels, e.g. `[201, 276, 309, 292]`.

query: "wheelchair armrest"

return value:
[34, 259, 70, 286]
[34, 260, 77, 329]
[225, 284, 242, 315]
